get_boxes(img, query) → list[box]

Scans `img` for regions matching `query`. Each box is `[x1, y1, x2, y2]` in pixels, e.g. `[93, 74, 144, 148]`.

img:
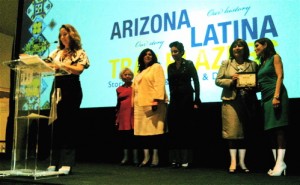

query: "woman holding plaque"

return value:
[215, 39, 258, 173]
[255, 38, 289, 176]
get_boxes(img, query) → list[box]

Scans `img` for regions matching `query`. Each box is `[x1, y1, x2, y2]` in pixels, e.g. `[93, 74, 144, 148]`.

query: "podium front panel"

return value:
[1, 59, 62, 179]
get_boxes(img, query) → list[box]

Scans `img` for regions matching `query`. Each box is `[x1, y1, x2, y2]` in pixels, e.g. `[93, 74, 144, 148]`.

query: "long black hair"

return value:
[137, 48, 158, 72]
[254, 38, 277, 63]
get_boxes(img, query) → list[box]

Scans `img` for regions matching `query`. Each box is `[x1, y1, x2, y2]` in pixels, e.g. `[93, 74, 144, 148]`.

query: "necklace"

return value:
[237, 64, 244, 72]
[64, 48, 71, 54]
[235, 60, 245, 72]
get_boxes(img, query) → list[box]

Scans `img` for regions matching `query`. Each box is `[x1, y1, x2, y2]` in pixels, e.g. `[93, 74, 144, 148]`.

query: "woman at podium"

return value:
[44, 24, 90, 175]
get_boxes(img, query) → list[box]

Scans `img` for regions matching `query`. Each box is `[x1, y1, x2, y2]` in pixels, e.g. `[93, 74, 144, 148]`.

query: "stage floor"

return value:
[0, 159, 299, 185]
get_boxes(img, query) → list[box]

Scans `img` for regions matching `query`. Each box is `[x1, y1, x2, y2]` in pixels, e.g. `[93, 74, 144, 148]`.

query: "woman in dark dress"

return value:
[255, 38, 289, 176]
[167, 41, 201, 168]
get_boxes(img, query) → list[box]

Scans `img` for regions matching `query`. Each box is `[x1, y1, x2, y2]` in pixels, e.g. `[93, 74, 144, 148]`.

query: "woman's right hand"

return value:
[232, 73, 239, 81]
[46, 63, 58, 69]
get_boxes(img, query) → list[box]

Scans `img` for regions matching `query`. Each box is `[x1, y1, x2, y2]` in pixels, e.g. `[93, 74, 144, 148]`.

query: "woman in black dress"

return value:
[167, 41, 201, 168]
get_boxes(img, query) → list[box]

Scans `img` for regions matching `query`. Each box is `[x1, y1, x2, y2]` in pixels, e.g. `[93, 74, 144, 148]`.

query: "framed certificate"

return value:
[236, 72, 256, 88]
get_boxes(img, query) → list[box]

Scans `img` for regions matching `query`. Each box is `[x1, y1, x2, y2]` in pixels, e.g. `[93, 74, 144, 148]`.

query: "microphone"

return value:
[33, 39, 58, 45]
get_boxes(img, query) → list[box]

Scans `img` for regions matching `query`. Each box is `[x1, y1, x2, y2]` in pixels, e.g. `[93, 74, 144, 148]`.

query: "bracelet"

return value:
[274, 96, 279, 99]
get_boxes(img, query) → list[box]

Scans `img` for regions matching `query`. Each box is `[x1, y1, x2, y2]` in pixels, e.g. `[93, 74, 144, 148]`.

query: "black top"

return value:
[167, 59, 201, 106]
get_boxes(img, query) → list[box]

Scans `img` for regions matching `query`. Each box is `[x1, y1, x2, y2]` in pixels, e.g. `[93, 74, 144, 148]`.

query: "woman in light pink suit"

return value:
[133, 48, 168, 167]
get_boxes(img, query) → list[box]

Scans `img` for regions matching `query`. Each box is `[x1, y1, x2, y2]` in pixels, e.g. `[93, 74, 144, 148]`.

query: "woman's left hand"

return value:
[273, 98, 280, 108]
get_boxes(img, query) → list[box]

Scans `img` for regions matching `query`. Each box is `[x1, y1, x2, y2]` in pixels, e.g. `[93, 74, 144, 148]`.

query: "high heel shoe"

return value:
[228, 168, 236, 173]
[133, 158, 139, 167]
[171, 162, 180, 169]
[120, 160, 130, 166]
[138, 160, 150, 167]
[269, 168, 286, 176]
[267, 169, 273, 175]
[150, 163, 159, 168]
[240, 168, 250, 173]
[58, 166, 72, 175]
[268, 163, 287, 176]
[133, 161, 140, 167]
[228, 164, 236, 173]
[239, 166, 250, 173]
[47, 165, 56, 172]
[238, 163, 250, 173]
[150, 158, 159, 167]
[181, 163, 190, 169]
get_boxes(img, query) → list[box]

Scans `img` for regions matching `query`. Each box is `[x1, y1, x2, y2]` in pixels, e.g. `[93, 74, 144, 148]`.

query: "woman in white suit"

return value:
[133, 48, 168, 167]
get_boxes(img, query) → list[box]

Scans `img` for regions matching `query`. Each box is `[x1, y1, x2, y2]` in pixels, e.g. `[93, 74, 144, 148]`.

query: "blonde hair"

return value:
[119, 67, 134, 81]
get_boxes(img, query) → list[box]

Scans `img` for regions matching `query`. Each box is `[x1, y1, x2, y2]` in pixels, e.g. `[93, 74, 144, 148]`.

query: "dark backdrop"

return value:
[2, 98, 300, 175]
[42, 99, 299, 173]
[77, 99, 299, 173]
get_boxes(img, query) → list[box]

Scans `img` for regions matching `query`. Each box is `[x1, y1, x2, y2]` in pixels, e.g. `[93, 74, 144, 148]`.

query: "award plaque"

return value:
[237, 72, 256, 88]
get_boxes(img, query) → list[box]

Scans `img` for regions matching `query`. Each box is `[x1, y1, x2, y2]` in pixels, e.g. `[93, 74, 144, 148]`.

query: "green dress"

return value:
[257, 55, 289, 130]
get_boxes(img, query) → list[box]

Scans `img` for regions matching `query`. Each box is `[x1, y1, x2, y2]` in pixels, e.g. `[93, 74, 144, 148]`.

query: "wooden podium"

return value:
[0, 55, 64, 179]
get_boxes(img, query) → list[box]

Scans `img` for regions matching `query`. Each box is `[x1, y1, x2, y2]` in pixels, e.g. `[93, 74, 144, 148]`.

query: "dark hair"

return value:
[254, 38, 277, 62]
[229, 38, 250, 60]
[58, 24, 82, 51]
[137, 48, 158, 72]
[169, 41, 185, 55]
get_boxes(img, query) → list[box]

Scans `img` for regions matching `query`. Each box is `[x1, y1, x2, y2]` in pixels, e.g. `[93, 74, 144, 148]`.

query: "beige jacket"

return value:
[215, 59, 258, 100]
[133, 63, 167, 106]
